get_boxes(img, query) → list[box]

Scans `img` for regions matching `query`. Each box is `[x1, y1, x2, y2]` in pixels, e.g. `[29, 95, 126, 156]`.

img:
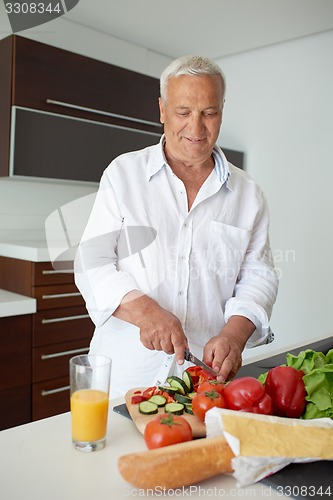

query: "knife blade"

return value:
[184, 348, 217, 377]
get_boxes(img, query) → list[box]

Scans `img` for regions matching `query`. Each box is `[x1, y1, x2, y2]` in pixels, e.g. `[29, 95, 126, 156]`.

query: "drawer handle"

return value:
[42, 269, 74, 275]
[46, 99, 163, 128]
[42, 292, 81, 300]
[41, 385, 70, 396]
[41, 314, 90, 324]
[41, 347, 89, 360]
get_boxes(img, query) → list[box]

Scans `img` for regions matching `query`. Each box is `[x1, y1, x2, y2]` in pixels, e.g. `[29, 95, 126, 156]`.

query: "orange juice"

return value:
[71, 389, 109, 442]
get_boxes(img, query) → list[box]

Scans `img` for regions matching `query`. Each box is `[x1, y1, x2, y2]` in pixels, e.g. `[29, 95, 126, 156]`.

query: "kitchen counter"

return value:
[0, 288, 36, 317]
[0, 399, 285, 500]
[1, 334, 332, 500]
[0, 239, 51, 262]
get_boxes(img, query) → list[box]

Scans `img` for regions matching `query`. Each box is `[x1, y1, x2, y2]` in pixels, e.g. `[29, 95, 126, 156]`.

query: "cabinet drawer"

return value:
[32, 283, 84, 310]
[33, 261, 74, 286]
[32, 376, 70, 421]
[33, 339, 89, 383]
[33, 305, 94, 346]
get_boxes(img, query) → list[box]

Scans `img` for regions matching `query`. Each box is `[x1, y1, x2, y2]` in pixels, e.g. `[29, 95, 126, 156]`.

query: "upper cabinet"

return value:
[0, 35, 162, 182]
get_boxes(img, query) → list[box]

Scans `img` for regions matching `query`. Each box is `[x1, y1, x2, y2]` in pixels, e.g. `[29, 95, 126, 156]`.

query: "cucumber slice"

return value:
[174, 393, 192, 404]
[148, 395, 166, 407]
[187, 392, 197, 399]
[184, 404, 194, 415]
[167, 376, 188, 395]
[165, 402, 184, 415]
[158, 385, 178, 395]
[182, 370, 194, 392]
[138, 401, 158, 415]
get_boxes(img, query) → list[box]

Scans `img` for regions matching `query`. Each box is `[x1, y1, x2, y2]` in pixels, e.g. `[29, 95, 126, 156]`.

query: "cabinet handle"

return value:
[46, 99, 163, 129]
[41, 385, 70, 397]
[42, 269, 74, 275]
[41, 347, 89, 360]
[41, 314, 90, 324]
[42, 292, 81, 300]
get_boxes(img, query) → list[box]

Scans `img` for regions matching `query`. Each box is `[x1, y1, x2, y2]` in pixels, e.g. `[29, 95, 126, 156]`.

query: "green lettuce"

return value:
[286, 349, 333, 419]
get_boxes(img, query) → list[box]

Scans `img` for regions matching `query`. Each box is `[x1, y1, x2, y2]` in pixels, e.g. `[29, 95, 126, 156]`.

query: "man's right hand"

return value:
[113, 291, 187, 366]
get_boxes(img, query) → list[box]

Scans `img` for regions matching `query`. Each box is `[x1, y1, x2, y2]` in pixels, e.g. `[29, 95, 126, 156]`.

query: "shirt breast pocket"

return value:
[206, 220, 251, 282]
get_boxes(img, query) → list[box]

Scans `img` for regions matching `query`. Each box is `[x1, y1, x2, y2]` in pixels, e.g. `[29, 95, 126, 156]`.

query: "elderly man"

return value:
[75, 55, 278, 398]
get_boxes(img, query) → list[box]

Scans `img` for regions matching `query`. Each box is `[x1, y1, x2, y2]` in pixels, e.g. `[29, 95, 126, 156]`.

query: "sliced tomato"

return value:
[142, 386, 158, 398]
[131, 395, 148, 404]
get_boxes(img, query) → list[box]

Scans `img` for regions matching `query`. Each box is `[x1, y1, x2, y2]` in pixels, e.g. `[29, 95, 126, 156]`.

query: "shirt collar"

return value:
[146, 135, 232, 190]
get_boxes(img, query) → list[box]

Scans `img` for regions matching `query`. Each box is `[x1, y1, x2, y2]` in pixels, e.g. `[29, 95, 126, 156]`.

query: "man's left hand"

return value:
[203, 316, 256, 382]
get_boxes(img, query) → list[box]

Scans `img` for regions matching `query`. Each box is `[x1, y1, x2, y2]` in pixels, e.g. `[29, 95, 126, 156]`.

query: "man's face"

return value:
[159, 74, 224, 166]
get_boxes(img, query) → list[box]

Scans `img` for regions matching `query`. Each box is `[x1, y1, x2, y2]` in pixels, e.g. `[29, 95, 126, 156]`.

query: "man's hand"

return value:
[203, 316, 256, 382]
[113, 291, 187, 365]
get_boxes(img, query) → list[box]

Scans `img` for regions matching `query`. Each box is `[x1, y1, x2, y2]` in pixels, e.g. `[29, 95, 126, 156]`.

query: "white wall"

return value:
[217, 30, 333, 353]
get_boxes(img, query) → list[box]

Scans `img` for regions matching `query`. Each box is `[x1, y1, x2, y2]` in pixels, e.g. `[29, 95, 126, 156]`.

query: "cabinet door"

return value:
[13, 36, 160, 126]
[0, 315, 31, 390]
[0, 315, 32, 430]
[0, 386, 31, 430]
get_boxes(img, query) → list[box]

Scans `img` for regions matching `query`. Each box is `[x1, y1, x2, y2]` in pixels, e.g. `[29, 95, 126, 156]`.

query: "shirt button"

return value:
[178, 291, 184, 296]
[181, 255, 186, 260]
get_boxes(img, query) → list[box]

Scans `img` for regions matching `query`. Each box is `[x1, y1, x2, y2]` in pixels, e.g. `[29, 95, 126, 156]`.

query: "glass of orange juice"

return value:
[70, 354, 111, 452]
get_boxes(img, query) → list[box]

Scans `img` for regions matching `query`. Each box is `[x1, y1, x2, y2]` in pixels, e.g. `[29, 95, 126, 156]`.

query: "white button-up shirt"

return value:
[75, 137, 278, 397]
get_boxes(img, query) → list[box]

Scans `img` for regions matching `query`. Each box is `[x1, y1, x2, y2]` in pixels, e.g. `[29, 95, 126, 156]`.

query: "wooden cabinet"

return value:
[0, 35, 161, 180]
[0, 257, 94, 422]
[0, 314, 31, 430]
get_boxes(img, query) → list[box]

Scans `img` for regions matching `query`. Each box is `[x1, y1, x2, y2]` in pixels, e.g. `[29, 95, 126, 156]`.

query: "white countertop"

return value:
[0, 288, 36, 318]
[0, 399, 286, 500]
[0, 239, 51, 262]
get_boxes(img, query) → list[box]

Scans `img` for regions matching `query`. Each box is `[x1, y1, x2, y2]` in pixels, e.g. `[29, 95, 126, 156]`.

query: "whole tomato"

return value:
[192, 390, 226, 422]
[144, 413, 192, 450]
[197, 379, 225, 396]
[223, 377, 272, 415]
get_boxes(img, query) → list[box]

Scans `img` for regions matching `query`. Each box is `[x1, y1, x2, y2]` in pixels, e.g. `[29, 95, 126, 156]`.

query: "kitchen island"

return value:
[0, 398, 287, 500]
[1, 333, 332, 499]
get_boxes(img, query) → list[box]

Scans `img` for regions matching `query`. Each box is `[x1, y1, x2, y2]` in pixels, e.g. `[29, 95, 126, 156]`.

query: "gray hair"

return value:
[160, 55, 226, 103]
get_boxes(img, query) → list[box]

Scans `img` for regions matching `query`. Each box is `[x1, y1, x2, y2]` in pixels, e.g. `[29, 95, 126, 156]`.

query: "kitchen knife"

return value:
[184, 348, 217, 377]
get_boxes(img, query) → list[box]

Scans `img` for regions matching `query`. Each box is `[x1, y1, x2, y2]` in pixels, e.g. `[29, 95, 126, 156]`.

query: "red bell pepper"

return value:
[223, 376, 273, 415]
[265, 366, 306, 418]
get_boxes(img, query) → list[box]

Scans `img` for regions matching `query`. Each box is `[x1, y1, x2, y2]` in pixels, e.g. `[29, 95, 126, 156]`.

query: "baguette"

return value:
[118, 435, 235, 490]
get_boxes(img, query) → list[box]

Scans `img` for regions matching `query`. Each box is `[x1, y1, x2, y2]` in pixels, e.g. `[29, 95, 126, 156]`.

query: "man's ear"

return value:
[158, 97, 165, 124]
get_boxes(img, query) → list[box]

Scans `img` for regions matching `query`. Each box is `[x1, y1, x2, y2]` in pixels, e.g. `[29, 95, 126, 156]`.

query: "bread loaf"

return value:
[118, 435, 234, 489]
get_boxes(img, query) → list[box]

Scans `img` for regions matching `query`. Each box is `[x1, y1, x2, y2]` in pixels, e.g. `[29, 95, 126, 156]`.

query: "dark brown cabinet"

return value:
[0, 314, 32, 430]
[0, 35, 162, 180]
[0, 257, 94, 423]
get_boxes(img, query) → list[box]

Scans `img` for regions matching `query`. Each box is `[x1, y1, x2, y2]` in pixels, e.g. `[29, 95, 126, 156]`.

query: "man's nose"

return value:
[188, 114, 205, 136]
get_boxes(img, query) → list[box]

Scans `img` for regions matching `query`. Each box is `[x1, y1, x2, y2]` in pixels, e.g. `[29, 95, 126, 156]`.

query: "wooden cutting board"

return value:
[125, 387, 206, 438]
